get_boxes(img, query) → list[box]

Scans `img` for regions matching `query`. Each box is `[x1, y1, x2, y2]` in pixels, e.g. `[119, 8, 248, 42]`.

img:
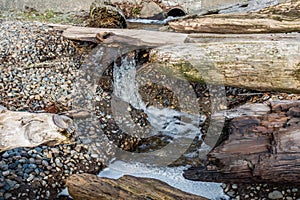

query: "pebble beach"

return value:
[0, 19, 300, 200]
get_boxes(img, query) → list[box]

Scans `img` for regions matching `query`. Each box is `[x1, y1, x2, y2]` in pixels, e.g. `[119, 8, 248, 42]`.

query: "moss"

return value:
[132, 7, 140, 16]
[12, 9, 85, 25]
[294, 67, 300, 81]
[158, 61, 206, 83]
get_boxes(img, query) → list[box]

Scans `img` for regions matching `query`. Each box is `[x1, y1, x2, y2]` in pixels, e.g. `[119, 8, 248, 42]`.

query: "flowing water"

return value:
[98, 56, 228, 199]
[72, 42, 228, 199]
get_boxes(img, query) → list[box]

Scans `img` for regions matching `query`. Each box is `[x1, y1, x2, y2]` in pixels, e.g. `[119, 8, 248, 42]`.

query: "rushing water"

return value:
[97, 56, 228, 199]
[113, 56, 203, 140]
[71, 43, 227, 199]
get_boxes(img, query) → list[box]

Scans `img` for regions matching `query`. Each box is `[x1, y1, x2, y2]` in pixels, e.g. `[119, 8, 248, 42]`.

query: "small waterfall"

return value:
[113, 56, 146, 110]
[113, 56, 204, 139]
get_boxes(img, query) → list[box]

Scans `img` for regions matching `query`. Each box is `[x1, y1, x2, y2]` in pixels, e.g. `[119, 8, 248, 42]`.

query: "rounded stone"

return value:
[268, 190, 283, 199]
[2, 171, 10, 176]
[4, 193, 12, 199]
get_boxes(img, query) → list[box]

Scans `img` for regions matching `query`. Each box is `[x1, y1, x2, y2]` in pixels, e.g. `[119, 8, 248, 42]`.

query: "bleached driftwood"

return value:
[168, 13, 300, 34]
[149, 41, 300, 93]
[0, 106, 74, 152]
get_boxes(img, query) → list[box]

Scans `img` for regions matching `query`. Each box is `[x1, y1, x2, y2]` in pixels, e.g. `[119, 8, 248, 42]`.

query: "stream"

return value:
[100, 56, 227, 199]
[70, 37, 229, 199]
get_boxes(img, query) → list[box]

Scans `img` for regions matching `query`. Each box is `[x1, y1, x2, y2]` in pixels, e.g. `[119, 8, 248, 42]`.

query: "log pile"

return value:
[184, 100, 300, 183]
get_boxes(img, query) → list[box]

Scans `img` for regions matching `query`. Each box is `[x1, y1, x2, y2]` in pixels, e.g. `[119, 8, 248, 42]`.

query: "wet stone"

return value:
[292, 188, 298, 193]
[5, 179, 16, 188]
[26, 174, 35, 182]
[2, 171, 10, 176]
[1, 152, 9, 158]
[268, 190, 283, 199]
[1, 165, 8, 171]
[232, 184, 238, 189]
[4, 193, 12, 199]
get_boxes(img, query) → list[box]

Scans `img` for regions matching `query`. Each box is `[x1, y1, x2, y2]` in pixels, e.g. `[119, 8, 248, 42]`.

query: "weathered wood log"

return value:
[59, 24, 300, 93]
[149, 41, 300, 93]
[184, 100, 300, 183]
[168, 13, 300, 34]
[59, 25, 188, 45]
[0, 106, 74, 152]
[184, 33, 300, 43]
[66, 173, 207, 200]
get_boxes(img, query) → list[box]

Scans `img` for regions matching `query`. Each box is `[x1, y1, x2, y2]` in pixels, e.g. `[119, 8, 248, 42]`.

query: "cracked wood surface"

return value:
[184, 100, 300, 183]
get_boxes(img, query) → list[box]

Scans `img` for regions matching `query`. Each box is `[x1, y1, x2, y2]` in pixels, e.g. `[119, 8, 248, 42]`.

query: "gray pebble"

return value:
[231, 184, 238, 189]
[2, 171, 10, 176]
[42, 160, 49, 166]
[1, 165, 8, 171]
[227, 191, 236, 197]
[18, 159, 27, 164]
[26, 174, 35, 182]
[55, 158, 63, 168]
[5, 179, 16, 188]
[268, 190, 283, 199]
[4, 193, 12, 199]
[29, 158, 35, 163]
[292, 188, 298, 193]
[2, 152, 9, 158]
[46, 190, 50, 197]
[29, 164, 37, 169]
[14, 184, 20, 189]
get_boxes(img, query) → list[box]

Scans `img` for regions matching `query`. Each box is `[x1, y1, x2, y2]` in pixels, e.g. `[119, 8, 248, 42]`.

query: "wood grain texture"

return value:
[184, 101, 300, 183]
[149, 41, 300, 93]
[66, 173, 208, 200]
[168, 13, 300, 34]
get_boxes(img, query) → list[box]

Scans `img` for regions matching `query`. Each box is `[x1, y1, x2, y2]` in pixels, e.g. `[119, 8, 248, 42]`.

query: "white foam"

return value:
[58, 188, 72, 199]
[127, 16, 179, 24]
[99, 160, 229, 200]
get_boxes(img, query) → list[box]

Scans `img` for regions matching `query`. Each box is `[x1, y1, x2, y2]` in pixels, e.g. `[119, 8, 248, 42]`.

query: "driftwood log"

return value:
[168, 13, 300, 34]
[184, 100, 300, 184]
[66, 173, 207, 200]
[57, 25, 188, 45]
[149, 42, 300, 93]
[0, 107, 75, 152]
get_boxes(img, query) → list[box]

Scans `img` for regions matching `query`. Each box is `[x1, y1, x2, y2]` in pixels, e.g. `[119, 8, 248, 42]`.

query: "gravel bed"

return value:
[0, 20, 102, 199]
[0, 144, 102, 200]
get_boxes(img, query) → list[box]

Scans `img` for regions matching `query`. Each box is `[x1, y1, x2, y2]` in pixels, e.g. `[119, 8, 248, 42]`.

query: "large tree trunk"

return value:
[149, 42, 300, 93]
[168, 13, 300, 34]
[66, 173, 207, 200]
[184, 100, 300, 184]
